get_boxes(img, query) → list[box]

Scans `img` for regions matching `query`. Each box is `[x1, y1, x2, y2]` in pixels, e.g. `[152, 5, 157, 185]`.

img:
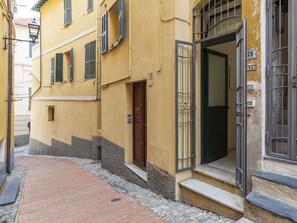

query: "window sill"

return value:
[64, 21, 73, 28]
[84, 75, 96, 80]
[102, 39, 122, 55]
[87, 9, 93, 14]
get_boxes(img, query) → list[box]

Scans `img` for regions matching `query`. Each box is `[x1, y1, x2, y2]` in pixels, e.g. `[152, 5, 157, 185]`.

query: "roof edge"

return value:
[32, 0, 48, 12]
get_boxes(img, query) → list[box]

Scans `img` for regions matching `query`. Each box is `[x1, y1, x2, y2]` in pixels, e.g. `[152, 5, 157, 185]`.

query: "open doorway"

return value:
[202, 37, 237, 176]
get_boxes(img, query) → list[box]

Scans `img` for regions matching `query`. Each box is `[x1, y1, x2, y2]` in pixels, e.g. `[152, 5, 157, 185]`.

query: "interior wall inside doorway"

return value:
[208, 41, 236, 151]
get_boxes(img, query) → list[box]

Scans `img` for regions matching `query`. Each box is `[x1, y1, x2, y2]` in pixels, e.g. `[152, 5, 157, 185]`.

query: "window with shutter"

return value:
[118, 0, 124, 42]
[101, 12, 108, 54]
[85, 43, 90, 78]
[55, 53, 63, 82]
[87, 0, 93, 11]
[102, 0, 125, 54]
[85, 41, 96, 79]
[70, 48, 74, 81]
[64, 0, 72, 26]
[51, 57, 55, 84]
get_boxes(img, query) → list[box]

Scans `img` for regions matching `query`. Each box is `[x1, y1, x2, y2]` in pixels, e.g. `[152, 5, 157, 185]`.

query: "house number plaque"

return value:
[247, 64, 257, 72]
[247, 49, 257, 60]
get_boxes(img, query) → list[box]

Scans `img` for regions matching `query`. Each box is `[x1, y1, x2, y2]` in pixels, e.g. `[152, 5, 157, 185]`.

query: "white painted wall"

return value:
[14, 22, 32, 137]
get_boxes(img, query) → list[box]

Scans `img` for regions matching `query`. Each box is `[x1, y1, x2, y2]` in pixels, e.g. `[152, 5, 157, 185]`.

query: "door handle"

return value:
[293, 76, 297, 88]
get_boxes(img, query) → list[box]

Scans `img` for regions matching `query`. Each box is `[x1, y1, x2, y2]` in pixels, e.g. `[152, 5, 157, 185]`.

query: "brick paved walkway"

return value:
[16, 156, 165, 223]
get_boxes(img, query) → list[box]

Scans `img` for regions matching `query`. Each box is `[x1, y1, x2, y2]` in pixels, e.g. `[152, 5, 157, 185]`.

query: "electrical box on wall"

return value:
[127, 114, 132, 124]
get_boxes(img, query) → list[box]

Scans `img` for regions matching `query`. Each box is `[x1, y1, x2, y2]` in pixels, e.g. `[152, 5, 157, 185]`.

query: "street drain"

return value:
[111, 198, 121, 202]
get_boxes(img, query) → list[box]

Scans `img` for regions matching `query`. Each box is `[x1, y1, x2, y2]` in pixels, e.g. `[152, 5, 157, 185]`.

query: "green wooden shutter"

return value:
[68, 0, 72, 24]
[64, 0, 67, 25]
[118, 0, 124, 42]
[88, 0, 93, 11]
[64, 0, 71, 25]
[101, 12, 108, 54]
[55, 53, 63, 82]
[85, 43, 90, 78]
[90, 41, 96, 78]
[51, 57, 55, 84]
[70, 48, 74, 81]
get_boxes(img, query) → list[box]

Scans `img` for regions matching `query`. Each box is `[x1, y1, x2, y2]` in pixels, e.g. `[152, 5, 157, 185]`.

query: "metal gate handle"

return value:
[293, 76, 297, 88]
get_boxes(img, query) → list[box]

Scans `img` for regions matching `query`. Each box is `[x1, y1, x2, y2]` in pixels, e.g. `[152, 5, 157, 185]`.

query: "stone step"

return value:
[0, 174, 7, 194]
[252, 171, 297, 206]
[236, 217, 255, 223]
[0, 178, 20, 206]
[180, 178, 244, 220]
[245, 192, 297, 223]
[263, 159, 297, 179]
[192, 165, 241, 196]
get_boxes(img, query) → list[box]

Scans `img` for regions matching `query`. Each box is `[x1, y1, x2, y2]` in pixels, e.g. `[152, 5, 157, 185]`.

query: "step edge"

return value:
[0, 179, 21, 206]
[246, 192, 297, 222]
[180, 179, 244, 213]
[253, 171, 297, 189]
[193, 166, 237, 187]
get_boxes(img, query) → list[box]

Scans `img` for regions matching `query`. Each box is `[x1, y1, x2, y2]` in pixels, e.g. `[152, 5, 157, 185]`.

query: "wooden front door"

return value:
[133, 82, 147, 170]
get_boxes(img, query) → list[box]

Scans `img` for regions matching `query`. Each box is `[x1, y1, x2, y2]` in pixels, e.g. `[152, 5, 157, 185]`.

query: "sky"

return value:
[14, 0, 40, 19]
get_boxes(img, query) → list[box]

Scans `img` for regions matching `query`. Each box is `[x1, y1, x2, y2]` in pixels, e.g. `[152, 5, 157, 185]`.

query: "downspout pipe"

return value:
[6, 0, 13, 174]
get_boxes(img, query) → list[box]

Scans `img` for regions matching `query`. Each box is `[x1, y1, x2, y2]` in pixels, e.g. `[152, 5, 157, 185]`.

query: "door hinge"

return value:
[266, 132, 270, 144]
[266, 65, 270, 78]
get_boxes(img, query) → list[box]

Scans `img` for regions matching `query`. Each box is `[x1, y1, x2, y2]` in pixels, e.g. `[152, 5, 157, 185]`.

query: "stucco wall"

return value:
[0, 0, 15, 163]
[30, 0, 101, 155]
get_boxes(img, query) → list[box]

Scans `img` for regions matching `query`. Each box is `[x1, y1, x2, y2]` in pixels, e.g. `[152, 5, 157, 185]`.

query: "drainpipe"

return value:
[6, 0, 13, 174]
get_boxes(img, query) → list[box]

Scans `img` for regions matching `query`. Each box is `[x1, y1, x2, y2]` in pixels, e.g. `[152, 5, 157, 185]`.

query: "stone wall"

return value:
[147, 163, 176, 200]
[101, 137, 176, 200]
[29, 136, 101, 160]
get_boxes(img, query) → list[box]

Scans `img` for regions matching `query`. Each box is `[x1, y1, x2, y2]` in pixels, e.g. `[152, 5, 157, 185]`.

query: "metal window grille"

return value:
[175, 41, 196, 172]
[236, 20, 247, 195]
[193, 0, 242, 42]
[267, 0, 297, 161]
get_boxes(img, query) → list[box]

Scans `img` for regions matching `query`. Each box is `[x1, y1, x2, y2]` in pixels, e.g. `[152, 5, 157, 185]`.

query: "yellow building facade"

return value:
[0, 0, 15, 174]
[30, 0, 101, 160]
[31, 0, 297, 221]
[100, 0, 297, 221]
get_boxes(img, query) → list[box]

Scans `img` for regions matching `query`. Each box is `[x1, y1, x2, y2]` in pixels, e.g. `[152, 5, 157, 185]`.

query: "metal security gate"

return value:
[175, 41, 196, 172]
[267, 0, 297, 161]
[236, 20, 247, 195]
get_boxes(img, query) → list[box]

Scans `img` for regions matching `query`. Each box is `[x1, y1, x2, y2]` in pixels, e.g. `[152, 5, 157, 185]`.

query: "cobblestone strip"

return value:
[69, 157, 235, 223]
[0, 165, 27, 223]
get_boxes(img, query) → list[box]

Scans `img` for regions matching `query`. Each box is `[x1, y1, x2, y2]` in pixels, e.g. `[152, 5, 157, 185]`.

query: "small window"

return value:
[64, 0, 72, 26]
[101, 0, 124, 54]
[29, 42, 33, 58]
[64, 48, 74, 81]
[85, 41, 96, 79]
[48, 106, 55, 121]
[87, 0, 93, 12]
